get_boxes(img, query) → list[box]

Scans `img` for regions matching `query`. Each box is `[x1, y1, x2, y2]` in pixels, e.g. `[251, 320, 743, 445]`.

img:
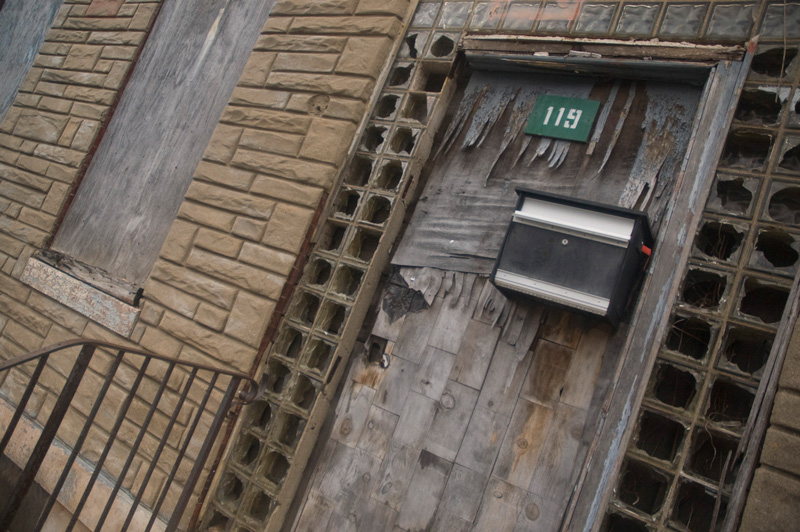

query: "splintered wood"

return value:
[290, 269, 615, 531]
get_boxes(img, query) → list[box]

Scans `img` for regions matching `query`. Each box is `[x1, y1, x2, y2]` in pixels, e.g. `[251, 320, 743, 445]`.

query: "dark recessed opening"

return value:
[734, 88, 783, 124]
[740, 279, 789, 323]
[332, 265, 363, 297]
[390, 127, 416, 154]
[375, 94, 400, 119]
[430, 35, 455, 57]
[404, 93, 429, 123]
[779, 142, 800, 172]
[246, 400, 272, 433]
[389, 64, 413, 87]
[653, 363, 697, 410]
[682, 269, 727, 309]
[346, 155, 373, 186]
[688, 431, 738, 484]
[671, 481, 725, 532]
[291, 292, 320, 326]
[234, 433, 261, 468]
[320, 302, 347, 335]
[334, 189, 361, 218]
[362, 195, 391, 225]
[217, 472, 244, 503]
[320, 224, 347, 253]
[363, 125, 387, 152]
[751, 47, 797, 78]
[265, 360, 291, 395]
[347, 229, 380, 262]
[768, 186, 800, 224]
[263, 451, 290, 485]
[665, 316, 712, 360]
[276, 412, 304, 448]
[722, 327, 773, 376]
[602, 513, 649, 532]
[696, 222, 743, 261]
[720, 130, 771, 169]
[617, 460, 670, 515]
[424, 71, 447, 92]
[635, 410, 685, 462]
[307, 259, 332, 287]
[756, 230, 798, 268]
[404, 34, 419, 58]
[207, 510, 231, 529]
[375, 160, 403, 190]
[247, 491, 272, 522]
[304, 339, 333, 374]
[707, 379, 755, 425]
[292, 374, 316, 410]
[715, 177, 753, 214]
[276, 327, 304, 359]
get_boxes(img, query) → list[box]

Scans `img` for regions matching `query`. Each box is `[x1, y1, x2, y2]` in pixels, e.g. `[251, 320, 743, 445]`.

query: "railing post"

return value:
[0, 344, 94, 531]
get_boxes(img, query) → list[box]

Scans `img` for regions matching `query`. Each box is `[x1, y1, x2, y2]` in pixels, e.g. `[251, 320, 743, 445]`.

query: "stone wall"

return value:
[0, 0, 411, 525]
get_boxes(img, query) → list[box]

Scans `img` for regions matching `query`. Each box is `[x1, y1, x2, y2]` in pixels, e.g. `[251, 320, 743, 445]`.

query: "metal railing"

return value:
[0, 338, 259, 532]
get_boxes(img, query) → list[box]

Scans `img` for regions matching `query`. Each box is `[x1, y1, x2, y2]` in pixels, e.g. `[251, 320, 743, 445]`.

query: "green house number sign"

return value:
[525, 95, 600, 143]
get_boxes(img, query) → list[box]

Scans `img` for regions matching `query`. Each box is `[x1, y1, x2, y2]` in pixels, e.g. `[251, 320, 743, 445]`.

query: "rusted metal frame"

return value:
[0, 338, 258, 389]
[166, 376, 241, 532]
[150, 372, 221, 532]
[95, 361, 177, 531]
[122, 366, 199, 532]
[33, 349, 127, 531]
[0, 353, 49, 456]
[0, 344, 95, 531]
[67, 357, 153, 531]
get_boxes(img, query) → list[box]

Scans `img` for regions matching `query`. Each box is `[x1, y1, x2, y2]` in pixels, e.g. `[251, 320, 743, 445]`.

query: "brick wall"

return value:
[0, 0, 411, 525]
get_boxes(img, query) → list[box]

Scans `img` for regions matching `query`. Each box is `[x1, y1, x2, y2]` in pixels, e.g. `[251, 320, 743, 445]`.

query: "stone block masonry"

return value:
[0, 0, 411, 527]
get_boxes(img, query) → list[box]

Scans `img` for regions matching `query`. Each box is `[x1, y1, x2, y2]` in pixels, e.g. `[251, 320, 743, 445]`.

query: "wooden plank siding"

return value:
[291, 270, 618, 531]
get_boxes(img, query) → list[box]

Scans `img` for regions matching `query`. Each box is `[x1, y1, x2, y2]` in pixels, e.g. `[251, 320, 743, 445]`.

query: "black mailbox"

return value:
[492, 188, 653, 324]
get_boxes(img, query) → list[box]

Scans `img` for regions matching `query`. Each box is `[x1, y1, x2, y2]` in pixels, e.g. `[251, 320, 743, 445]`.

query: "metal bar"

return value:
[34, 350, 126, 531]
[95, 361, 176, 530]
[121, 367, 198, 532]
[0, 344, 94, 531]
[68, 357, 151, 531]
[147, 373, 220, 532]
[0, 354, 49, 456]
[166, 377, 240, 532]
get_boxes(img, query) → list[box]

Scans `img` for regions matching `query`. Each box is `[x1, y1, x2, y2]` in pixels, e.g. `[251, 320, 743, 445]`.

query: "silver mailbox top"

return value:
[515, 196, 636, 243]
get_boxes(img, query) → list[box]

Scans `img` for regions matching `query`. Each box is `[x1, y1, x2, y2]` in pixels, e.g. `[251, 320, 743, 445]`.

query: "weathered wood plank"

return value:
[332, 382, 377, 447]
[395, 450, 453, 532]
[478, 341, 534, 417]
[294, 490, 334, 532]
[560, 325, 611, 410]
[472, 477, 528, 532]
[451, 319, 502, 390]
[315, 440, 381, 500]
[392, 391, 438, 449]
[412, 346, 456, 400]
[436, 463, 488, 523]
[428, 288, 480, 354]
[358, 405, 400, 461]
[374, 355, 420, 415]
[520, 340, 574, 408]
[455, 405, 511, 475]
[529, 404, 587, 528]
[373, 305, 407, 344]
[538, 309, 585, 349]
[473, 280, 511, 325]
[372, 441, 422, 511]
[430, 511, 474, 532]
[394, 297, 444, 364]
[423, 380, 480, 462]
[494, 398, 555, 489]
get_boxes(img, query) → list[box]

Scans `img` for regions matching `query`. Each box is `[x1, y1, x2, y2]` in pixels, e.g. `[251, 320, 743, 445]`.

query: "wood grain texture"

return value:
[52, 0, 275, 285]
